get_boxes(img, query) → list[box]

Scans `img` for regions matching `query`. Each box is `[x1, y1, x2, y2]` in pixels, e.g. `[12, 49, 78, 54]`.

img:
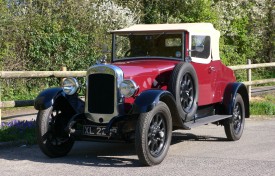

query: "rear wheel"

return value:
[36, 106, 74, 157]
[224, 93, 245, 141]
[135, 101, 172, 166]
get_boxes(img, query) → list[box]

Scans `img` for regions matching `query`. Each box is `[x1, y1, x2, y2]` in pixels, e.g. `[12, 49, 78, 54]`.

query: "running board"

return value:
[184, 115, 232, 128]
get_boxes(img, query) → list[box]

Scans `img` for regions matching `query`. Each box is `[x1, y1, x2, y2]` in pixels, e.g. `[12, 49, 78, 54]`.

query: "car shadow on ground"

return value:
[0, 132, 228, 168]
[67, 142, 140, 167]
[171, 131, 228, 145]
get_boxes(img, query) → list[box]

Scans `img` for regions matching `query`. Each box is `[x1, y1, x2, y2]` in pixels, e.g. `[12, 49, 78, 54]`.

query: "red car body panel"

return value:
[113, 59, 235, 107]
[113, 59, 178, 104]
[192, 60, 236, 106]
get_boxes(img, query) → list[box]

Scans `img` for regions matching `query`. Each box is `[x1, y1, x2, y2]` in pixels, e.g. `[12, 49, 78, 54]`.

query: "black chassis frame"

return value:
[34, 82, 249, 142]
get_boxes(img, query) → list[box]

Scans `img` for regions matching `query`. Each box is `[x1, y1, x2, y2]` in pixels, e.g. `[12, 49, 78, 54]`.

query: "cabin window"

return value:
[191, 35, 210, 59]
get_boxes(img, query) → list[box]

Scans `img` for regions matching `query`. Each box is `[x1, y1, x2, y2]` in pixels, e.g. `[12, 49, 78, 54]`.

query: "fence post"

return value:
[61, 66, 67, 86]
[247, 59, 252, 99]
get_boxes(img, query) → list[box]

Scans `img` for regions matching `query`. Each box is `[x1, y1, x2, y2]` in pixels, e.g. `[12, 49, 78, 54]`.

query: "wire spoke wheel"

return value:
[147, 113, 167, 157]
[135, 101, 172, 166]
[47, 109, 70, 146]
[180, 73, 194, 112]
[232, 103, 242, 134]
[224, 93, 245, 141]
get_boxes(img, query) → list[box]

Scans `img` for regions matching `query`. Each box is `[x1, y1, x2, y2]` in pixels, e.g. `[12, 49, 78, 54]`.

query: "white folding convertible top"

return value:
[112, 23, 221, 61]
[111, 23, 218, 34]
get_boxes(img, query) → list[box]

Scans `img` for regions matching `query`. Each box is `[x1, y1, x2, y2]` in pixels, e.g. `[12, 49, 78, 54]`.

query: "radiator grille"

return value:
[88, 74, 114, 114]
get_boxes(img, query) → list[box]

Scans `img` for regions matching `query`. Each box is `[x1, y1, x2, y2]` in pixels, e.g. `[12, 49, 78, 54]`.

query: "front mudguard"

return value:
[34, 87, 84, 114]
[34, 88, 63, 110]
[223, 82, 250, 118]
[132, 90, 173, 113]
[132, 89, 186, 129]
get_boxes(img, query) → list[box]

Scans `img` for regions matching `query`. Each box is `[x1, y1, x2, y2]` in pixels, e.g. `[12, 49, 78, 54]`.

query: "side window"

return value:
[191, 35, 210, 59]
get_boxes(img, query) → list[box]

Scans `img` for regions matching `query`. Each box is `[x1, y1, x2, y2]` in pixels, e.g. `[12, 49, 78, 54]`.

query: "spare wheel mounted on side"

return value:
[169, 62, 199, 121]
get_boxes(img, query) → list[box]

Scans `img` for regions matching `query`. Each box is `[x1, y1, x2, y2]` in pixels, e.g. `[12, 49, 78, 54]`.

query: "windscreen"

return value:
[113, 33, 184, 60]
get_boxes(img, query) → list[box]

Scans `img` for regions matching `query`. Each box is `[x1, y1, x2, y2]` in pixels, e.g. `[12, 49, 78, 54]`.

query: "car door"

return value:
[189, 35, 218, 106]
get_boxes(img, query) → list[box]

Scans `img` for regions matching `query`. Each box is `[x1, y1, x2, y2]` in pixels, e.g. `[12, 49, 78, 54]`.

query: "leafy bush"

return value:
[0, 0, 274, 101]
[0, 0, 139, 101]
[215, 0, 274, 65]
[140, 0, 217, 24]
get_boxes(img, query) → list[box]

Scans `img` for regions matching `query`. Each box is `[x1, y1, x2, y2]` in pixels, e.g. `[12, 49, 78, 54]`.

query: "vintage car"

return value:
[34, 23, 249, 166]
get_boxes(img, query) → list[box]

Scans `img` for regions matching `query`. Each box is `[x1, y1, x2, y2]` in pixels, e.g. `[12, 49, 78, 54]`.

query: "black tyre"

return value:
[36, 106, 74, 157]
[169, 62, 199, 120]
[224, 93, 245, 141]
[135, 101, 172, 166]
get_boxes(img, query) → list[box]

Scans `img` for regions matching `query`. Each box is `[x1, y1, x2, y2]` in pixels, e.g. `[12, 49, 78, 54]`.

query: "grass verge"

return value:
[250, 93, 275, 116]
[0, 120, 36, 145]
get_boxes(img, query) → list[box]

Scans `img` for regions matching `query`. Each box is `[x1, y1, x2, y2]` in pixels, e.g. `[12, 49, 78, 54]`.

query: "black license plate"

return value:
[83, 125, 117, 136]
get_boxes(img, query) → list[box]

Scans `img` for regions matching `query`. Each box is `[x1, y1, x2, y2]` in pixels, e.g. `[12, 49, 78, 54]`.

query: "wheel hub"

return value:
[150, 123, 160, 138]
[181, 85, 190, 99]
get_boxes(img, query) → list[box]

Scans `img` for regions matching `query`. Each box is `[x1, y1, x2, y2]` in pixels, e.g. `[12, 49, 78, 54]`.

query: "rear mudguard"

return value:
[34, 87, 84, 114]
[223, 82, 250, 118]
[132, 89, 186, 129]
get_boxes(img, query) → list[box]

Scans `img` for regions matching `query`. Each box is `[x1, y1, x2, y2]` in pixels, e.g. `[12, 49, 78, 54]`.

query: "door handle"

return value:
[209, 66, 216, 72]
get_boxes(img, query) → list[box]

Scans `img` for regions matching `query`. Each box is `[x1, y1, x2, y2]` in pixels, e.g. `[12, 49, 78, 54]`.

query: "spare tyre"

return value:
[169, 62, 199, 121]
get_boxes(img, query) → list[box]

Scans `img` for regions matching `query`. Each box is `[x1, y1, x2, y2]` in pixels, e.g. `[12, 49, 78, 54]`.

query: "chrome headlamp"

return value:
[62, 77, 79, 95]
[119, 80, 138, 98]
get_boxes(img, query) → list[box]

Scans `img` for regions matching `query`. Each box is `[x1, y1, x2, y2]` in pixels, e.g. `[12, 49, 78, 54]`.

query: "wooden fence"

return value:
[0, 60, 275, 124]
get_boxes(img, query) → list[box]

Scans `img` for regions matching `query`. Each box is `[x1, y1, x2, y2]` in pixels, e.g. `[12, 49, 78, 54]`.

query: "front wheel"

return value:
[36, 106, 74, 157]
[224, 93, 245, 141]
[135, 101, 172, 166]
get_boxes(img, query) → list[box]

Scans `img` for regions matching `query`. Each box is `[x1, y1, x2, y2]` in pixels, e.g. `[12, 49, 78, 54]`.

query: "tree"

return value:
[141, 0, 217, 24]
[214, 0, 274, 64]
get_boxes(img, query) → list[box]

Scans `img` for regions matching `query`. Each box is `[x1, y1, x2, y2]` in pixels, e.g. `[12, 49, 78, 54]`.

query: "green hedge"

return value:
[0, 0, 274, 101]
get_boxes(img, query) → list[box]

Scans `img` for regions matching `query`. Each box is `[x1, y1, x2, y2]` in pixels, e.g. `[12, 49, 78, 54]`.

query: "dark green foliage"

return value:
[0, 0, 274, 101]
[1, 0, 102, 72]
[28, 25, 95, 71]
[0, 0, 108, 100]
[217, 0, 274, 66]
[141, 0, 217, 24]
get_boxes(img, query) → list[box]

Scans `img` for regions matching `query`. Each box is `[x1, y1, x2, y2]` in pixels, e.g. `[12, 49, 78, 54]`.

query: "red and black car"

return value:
[34, 23, 249, 166]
